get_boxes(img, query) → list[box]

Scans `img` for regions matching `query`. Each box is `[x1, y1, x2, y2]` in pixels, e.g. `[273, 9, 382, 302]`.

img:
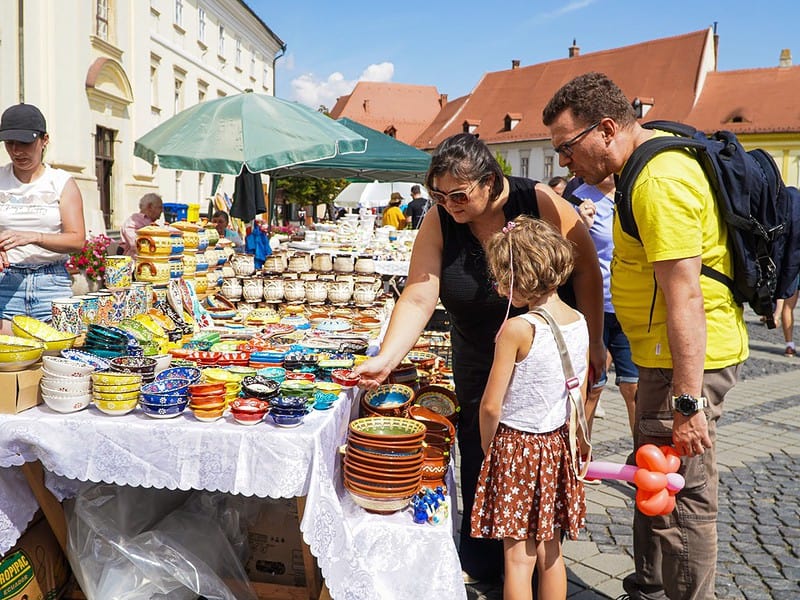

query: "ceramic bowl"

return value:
[343, 465, 423, 490]
[191, 406, 226, 422]
[279, 379, 316, 397]
[140, 392, 187, 406]
[0, 334, 44, 363]
[344, 485, 418, 514]
[268, 395, 309, 410]
[268, 411, 306, 428]
[155, 366, 202, 384]
[363, 384, 414, 413]
[331, 369, 360, 387]
[139, 400, 189, 419]
[42, 392, 92, 413]
[94, 397, 139, 416]
[348, 416, 427, 441]
[42, 355, 95, 377]
[92, 381, 141, 395]
[61, 349, 110, 371]
[150, 354, 172, 373]
[41, 380, 92, 396]
[240, 375, 280, 399]
[414, 385, 460, 425]
[189, 396, 226, 410]
[407, 405, 456, 445]
[11, 315, 78, 353]
[189, 381, 226, 395]
[345, 445, 424, 469]
[404, 350, 441, 371]
[93, 389, 140, 403]
[256, 367, 286, 383]
[142, 377, 192, 395]
[343, 457, 422, 480]
[230, 398, 269, 425]
[110, 356, 157, 374]
[92, 371, 142, 386]
[201, 367, 242, 383]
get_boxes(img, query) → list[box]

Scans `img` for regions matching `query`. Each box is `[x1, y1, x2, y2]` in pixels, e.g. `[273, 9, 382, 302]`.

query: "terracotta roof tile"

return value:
[328, 81, 443, 144]
[685, 66, 800, 133]
[421, 29, 712, 146]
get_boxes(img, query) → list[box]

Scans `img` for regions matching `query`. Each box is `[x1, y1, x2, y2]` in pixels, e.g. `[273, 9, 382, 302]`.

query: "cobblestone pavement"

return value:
[459, 311, 800, 599]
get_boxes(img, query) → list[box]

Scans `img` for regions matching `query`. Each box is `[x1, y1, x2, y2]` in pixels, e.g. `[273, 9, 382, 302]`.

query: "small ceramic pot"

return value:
[103, 255, 133, 290]
[312, 253, 333, 272]
[354, 255, 376, 274]
[136, 228, 173, 256]
[263, 278, 284, 302]
[263, 254, 285, 273]
[87, 291, 114, 326]
[287, 252, 312, 273]
[204, 226, 220, 248]
[283, 278, 306, 302]
[135, 258, 171, 284]
[221, 277, 243, 301]
[304, 279, 328, 304]
[327, 279, 353, 304]
[243, 278, 264, 303]
[231, 253, 256, 277]
[333, 254, 355, 273]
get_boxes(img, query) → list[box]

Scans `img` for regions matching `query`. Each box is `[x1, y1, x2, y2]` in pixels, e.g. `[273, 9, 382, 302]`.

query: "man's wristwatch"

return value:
[671, 394, 708, 417]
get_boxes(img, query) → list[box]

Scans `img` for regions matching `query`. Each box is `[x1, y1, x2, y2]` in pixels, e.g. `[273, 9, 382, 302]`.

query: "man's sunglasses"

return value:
[553, 121, 601, 158]
[429, 179, 482, 205]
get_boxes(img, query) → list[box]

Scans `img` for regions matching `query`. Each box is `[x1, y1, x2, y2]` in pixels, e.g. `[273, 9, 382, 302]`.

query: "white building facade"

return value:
[0, 0, 285, 235]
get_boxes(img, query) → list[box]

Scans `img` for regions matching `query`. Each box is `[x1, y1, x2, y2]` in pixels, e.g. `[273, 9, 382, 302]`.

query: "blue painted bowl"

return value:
[256, 367, 286, 383]
[269, 412, 306, 427]
[154, 367, 201, 385]
[140, 392, 188, 406]
[61, 349, 110, 371]
[364, 384, 414, 409]
[269, 395, 308, 410]
[139, 400, 189, 418]
[141, 377, 192, 395]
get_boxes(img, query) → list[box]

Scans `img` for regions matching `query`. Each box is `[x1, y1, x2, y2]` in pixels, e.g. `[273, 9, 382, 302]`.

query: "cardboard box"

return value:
[0, 514, 71, 600]
[244, 498, 307, 588]
[0, 366, 43, 415]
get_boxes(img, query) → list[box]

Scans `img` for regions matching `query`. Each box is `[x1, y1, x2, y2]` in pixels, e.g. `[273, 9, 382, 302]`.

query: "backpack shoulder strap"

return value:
[615, 135, 708, 242]
[642, 120, 699, 137]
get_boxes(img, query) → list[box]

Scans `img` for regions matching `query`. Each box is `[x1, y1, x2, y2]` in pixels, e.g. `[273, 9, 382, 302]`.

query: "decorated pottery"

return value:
[304, 279, 328, 304]
[103, 255, 133, 290]
[230, 253, 256, 277]
[50, 297, 84, 334]
[263, 278, 284, 303]
[221, 277, 243, 301]
[283, 278, 306, 302]
[134, 257, 171, 284]
[242, 278, 264, 303]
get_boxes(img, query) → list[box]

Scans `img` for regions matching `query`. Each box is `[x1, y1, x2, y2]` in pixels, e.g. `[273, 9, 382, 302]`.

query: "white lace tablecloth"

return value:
[0, 394, 464, 600]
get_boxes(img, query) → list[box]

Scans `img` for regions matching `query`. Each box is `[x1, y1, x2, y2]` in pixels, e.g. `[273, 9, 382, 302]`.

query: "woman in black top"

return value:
[356, 134, 604, 585]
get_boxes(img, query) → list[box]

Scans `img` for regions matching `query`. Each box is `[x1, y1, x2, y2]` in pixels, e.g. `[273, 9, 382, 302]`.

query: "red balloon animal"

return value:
[585, 444, 684, 516]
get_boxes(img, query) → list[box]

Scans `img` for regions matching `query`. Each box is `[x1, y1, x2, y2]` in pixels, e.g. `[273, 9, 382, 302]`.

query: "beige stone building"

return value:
[0, 0, 284, 235]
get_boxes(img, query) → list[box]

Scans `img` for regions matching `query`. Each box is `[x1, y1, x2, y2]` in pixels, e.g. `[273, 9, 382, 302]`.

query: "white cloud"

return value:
[530, 0, 597, 24]
[290, 62, 394, 109]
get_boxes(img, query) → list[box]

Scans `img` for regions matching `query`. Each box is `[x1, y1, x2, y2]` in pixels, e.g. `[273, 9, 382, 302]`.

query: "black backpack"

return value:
[615, 120, 800, 329]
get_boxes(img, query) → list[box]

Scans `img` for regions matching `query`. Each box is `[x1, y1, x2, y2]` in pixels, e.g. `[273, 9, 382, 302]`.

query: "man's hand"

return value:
[672, 411, 712, 457]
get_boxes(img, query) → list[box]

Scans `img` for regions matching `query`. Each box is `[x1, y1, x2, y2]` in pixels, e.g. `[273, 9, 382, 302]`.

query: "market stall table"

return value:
[0, 391, 465, 599]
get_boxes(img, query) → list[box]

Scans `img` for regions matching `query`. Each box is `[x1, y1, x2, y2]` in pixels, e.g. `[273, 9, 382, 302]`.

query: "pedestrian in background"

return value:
[381, 192, 407, 229]
[404, 184, 428, 229]
[547, 175, 568, 196]
[120, 193, 163, 256]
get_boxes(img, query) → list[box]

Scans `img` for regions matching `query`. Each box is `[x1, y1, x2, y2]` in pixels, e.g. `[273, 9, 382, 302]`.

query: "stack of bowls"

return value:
[313, 381, 342, 410]
[267, 394, 310, 427]
[40, 355, 94, 413]
[0, 334, 44, 372]
[343, 417, 426, 514]
[61, 348, 110, 371]
[387, 361, 420, 393]
[241, 375, 280, 401]
[216, 351, 251, 367]
[249, 349, 286, 370]
[202, 367, 243, 404]
[407, 405, 456, 489]
[188, 381, 227, 422]
[230, 397, 269, 425]
[155, 366, 202, 385]
[11, 315, 77, 356]
[139, 378, 191, 418]
[360, 384, 415, 418]
[91, 371, 143, 415]
[256, 366, 286, 384]
[109, 356, 157, 384]
[83, 324, 129, 358]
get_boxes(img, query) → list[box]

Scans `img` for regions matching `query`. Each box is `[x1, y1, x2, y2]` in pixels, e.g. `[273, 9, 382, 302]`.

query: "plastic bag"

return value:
[64, 483, 260, 600]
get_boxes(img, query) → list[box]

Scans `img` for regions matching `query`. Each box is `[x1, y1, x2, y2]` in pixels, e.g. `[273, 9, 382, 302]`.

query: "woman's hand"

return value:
[0, 250, 9, 271]
[0, 229, 42, 251]
[353, 354, 394, 390]
[577, 199, 597, 229]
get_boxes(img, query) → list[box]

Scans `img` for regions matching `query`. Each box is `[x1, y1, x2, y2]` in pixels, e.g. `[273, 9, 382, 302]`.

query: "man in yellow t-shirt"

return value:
[544, 73, 748, 600]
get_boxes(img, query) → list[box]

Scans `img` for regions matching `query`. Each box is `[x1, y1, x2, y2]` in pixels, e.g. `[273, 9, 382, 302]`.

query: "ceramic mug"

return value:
[312, 253, 333, 272]
[304, 279, 328, 304]
[51, 296, 84, 334]
[221, 277, 243, 301]
[283, 278, 306, 302]
[103, 255, 133, 290]
[77, 294, 99, 327]
[87, 291, 114, 326]
[243, 278, 264, 303]
[263, 278, 284, 302]
[231, 254, 256, 277]
[327, 279, 353, 304]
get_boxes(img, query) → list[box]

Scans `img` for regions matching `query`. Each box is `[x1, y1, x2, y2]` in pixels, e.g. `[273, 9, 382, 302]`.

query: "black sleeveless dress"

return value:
[439, 176, 544, 579]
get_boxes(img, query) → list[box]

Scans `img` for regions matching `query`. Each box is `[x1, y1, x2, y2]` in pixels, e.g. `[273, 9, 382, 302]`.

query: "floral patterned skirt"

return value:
[470, 423, 585, 542]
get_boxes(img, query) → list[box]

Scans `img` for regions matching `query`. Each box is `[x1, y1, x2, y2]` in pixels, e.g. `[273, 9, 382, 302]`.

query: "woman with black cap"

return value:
[0, 103, 86, 332]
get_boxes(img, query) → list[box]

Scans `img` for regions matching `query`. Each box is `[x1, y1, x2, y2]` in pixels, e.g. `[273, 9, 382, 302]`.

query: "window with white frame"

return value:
[218, 24, 225, 56]
[198, 80, 208, 103]
[173, 72, 185, 114]
[544, 155, 554, 180]
[150, 55, 160, 108]
[198, 7, 206, 42]
[235, 39, 242, 68]
[520, 156, 529, 178]
[174, 0, 183, 27]
[262, 64, 269, 89]
[96, 0, 109, 40]
[250, 52, 256, 79]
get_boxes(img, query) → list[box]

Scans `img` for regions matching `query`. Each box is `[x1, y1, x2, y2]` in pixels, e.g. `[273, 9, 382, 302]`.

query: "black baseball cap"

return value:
[0, 104, 47, 143]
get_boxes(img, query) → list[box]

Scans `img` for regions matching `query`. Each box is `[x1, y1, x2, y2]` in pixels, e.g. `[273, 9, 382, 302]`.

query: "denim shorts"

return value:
[0, 262, 72, 322]
[597, 311, 639, 386]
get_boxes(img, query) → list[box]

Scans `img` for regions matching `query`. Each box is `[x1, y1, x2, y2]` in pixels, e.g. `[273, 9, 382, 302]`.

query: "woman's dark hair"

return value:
[425, 134, 505, 201]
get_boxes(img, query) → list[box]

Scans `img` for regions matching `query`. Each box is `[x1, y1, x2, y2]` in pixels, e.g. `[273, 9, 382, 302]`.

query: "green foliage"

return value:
[495, 152, 512, 176]
[275, 177, 348, 206]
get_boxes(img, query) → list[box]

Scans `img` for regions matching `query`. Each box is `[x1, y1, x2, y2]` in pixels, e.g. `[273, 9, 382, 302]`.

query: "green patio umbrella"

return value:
[133, 92, 367, 176]
[268, 118, 431, 183]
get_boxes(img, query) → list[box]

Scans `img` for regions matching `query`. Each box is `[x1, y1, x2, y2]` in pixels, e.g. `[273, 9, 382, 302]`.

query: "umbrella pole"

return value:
[267, 178, 276, 235]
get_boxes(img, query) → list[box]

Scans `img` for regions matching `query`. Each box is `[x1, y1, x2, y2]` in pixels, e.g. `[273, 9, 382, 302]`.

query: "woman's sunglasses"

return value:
[428, 179, 482, 205]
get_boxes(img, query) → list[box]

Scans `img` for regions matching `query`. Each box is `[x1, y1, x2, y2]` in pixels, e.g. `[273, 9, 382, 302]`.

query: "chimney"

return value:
[780, 48, 792, 67]
[439, 93, 448, 108]
[511, 59, 520, 69]
[569, 39, 580, 58]
[363, 99, 369, 112]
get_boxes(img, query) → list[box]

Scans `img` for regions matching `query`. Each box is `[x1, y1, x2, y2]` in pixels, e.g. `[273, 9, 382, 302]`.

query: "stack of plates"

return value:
[84, 324, 129, 358]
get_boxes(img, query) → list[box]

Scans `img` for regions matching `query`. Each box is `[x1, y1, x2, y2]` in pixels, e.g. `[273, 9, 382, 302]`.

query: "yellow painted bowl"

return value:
[91, 371, 143, 386]
[0, 334, 45, 367]
[93, 381, 142, 394]
[11, 316, 77, 353]
[94, 397, 138, 416]
[93, 389, 140, 403]
[133, 314, 167, 338]
[202, 368, 242, 383]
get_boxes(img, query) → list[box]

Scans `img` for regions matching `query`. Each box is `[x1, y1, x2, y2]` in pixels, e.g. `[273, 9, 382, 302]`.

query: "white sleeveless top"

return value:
[0, 163, 71, 265]
[500, 311, 589, 434]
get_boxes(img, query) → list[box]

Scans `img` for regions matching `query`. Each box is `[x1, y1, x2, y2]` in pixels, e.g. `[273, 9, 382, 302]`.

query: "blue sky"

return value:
[248, 0, 800, 110]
